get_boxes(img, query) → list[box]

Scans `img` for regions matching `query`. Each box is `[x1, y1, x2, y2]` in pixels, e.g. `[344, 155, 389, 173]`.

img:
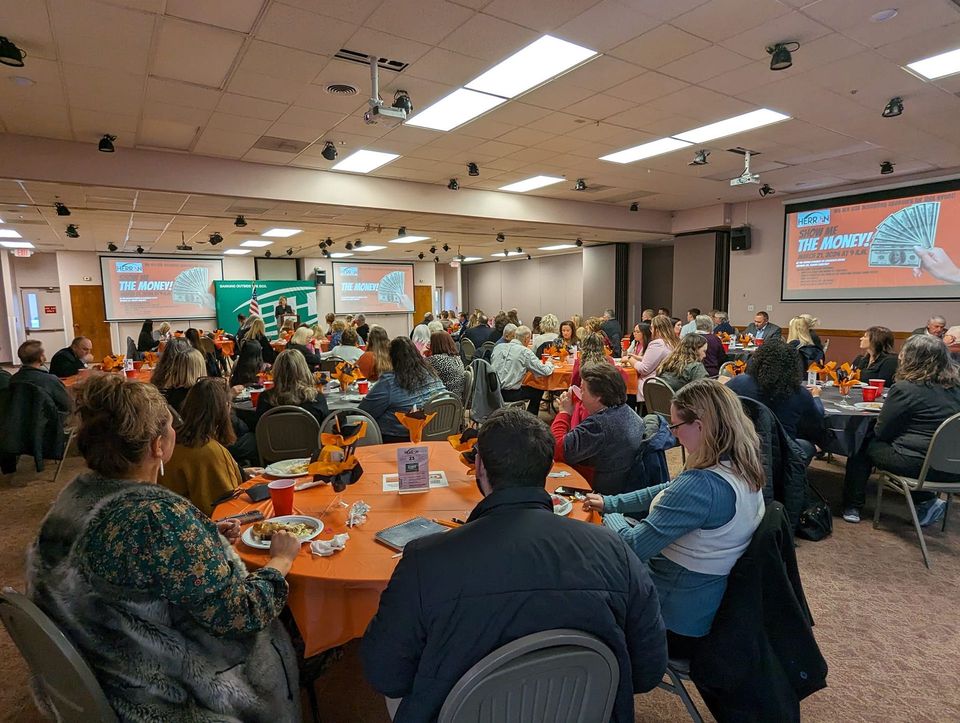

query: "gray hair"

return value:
[713, 310, 729, 322]
[514, 325, 532, 343]
[929, 315, 947, 325]
[695, 315, 713, 332]
[427, 320, 444, 334]
[897, 334, 959, 387]
[503, 323, 517, 340]
[539, 314, 559, 334]
[602, 308, 615, 319]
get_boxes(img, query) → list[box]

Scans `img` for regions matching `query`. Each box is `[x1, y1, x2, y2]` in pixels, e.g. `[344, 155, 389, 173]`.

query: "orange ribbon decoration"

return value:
[395, 411, 437, 444]
[448, 431, 479, 474]
[101, 354, 125, 372]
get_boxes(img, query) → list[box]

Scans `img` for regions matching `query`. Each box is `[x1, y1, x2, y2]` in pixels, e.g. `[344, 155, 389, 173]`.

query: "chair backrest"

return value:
[319, 357, 344, 373]
[478, 340, 496, 361]
[468, 358, 504, 424]
[534, 340, 552, 358]
[422, 394, 464, 441]
[125, 336, 141, 362]
[642, 377, 675, 416]
[718, 361, 737, 378]
[917, 411, 960, 487]
[462, 366, 475, 407]
[319, 408, 383, 446]
[0, 588, 118, 723]
[255, 405, 321, 464]
[438, 629, 619, 723]
[460, 337, 476, 363]
[821, 338, 830, 356]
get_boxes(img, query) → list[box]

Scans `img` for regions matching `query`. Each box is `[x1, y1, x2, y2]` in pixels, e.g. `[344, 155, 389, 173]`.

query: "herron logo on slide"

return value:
[797, 210, 830, 227]
[115, 261, 144, 273]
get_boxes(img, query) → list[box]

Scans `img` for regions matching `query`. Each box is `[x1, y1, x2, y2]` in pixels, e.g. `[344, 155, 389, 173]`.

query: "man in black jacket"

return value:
[49, 336, 93, 378]
[462, 313, 497, 349]
[361, 408, 667, 723]
[600, 308, 623, 358]
[13, 341, 70, 413]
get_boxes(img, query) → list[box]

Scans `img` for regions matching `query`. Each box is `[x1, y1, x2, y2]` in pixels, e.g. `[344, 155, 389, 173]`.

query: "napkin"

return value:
[837, 363, 861, 392]
[309, 415, 366, 492]
[101, 354, 125, 372]
[737, 334, 751, 346]
[143, 351, 159, 366]
[730, 359, 747, 376]
[309, 533, 349, 557]
[448, 428, 479, 473]
[333, 361, 362, 391]
[718, 332, 731, 343]
[808, 360, 836, 381]
[395, 409, 437, 444]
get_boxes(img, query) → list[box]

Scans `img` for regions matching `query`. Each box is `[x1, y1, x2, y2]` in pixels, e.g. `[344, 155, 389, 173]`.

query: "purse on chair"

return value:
[795, 483, 833, 541]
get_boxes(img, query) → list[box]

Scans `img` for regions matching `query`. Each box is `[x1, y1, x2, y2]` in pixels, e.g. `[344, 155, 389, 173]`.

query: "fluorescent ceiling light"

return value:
[330, 252, 354, 258]
[388, 234, 430, 244]
[331, 149, 399, 173]
[0, 240, 33, 248]
[240, 239, 273, 247]
[405, 88, 506, 132]
[499, 175, 565, 192]
[674, 108, 790, 143]
[223, 249, 251, 255]
[465, 35, 598, 99]
[0, 217, 4, 223]
[906, 47, 960, 79]
[462, 257, 483, 262]
[0, 229, 23, 238]
[354, 245, 386, 252]
[600, 137, 692, 164]
[539, 244, 576, 251]
[491, 250, 523, 257]
[261, 228, 302, 238]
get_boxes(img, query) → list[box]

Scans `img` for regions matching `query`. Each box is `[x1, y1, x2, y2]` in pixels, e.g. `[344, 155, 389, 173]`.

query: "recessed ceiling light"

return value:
[462, 257, 483, 262]
[465, 35, 598, 99]
[240, 239, 273, 247]
[674, 109, 790, 143]
[870, 8, 898, 22]
[600, 138, 692, 164]
[223, 249, 252, 255]
[261, 228, 302, 238]
[539, 244, 577, 251]
[499, 175, 565, 192]
[388, 234, 430, 244]
[405, 88, 507, 132]
[353, 245, 387, 252]
[491, 250, 523, 257]
[331, 149, 399, 173]
[9, 75, 34, 87]
[0, 240, 33, 248]
[0, 229, 22, 238]
[330, 252, 354, 258]
[906, 47, 960, 80]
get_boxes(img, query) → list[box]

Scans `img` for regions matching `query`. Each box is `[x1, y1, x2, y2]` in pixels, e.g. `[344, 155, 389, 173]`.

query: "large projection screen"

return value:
[331, 262, 414, 313]
[782, 179, 960, 301]
[99, 256, 224, 321]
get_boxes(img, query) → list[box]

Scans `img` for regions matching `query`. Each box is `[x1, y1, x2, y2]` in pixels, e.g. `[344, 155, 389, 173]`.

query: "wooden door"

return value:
[413, 285, 433, 324]
[70, 286, 112, 358]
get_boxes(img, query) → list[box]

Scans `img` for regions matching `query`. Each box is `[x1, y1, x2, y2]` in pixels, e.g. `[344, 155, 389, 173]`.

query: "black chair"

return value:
[0, 384, 68, 473]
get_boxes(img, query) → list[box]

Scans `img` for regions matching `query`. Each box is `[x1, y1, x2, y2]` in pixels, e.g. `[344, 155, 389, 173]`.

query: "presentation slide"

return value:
[99, 256, 224, 321]
[332, 262, 414, 313]
[782, 181, 960, 301]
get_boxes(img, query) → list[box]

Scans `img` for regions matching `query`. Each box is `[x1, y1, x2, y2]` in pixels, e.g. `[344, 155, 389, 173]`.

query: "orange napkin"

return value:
[101, 354, 125, 372]
[395, 410, 437, 444]
[718, 332, 731, 343]
[333, 361, 362, 391]
[837, 363, 861, 393]
[448, 429, 479, 474]
[143, 351, 159, 366]
[738, 334, 751, 345]
[808, 360, 836, 381]
[731, 359, 747, 376]
[558, 347, 569, 363]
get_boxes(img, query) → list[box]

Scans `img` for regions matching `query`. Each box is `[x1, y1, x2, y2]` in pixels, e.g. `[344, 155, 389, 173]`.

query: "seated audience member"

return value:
[743, 311, 782, 342]
[657, 333, 708, 391]
[679, 308, 700, 337]
[49, 336, 94, 378]
[427, 320, 444, 336]
[497, 323, 517, 346]
[490, 311, 510, 345]
[944, 326, 960, 362]
[358, 337, 446, 442]
[696, 315, 725, 377]
[570, 313, 584, 332]
[462, 312, 495, 348]
[507, 308, 521, 327]
[627, 315, 678, 406]
[411, 323, 432, 354]
[354, 314, 369, 343]
[438, 310, 452, 331]
[362, 408, 667, 722]
[641, 309, 655, 322]
[327, 326, 364, 364]
[27, 373, 300, 720]
[571, 332, 619, 388]
[852, 326, 898, 387]
[532, 314, 560, 351]
[10, 341, 71, 413]
[158, 349, 207, 413]
[287, 327, 323, 369]
[583, 380, 764, 648]
[256, 349, 329, 424]
[600, 308, 624, 358]
[552, 364, 645, 494]
[712, 310, 736, 335]
[724, 341, 824, 464]
[161, 378, 243, 517]
[0, 366, 9, 392]
[330, 319, 347, 348]
[656, 306, 671, 317]
[324, 312, 336, 336]
[799, 313, 823, 349]
[841, 335, 960, 526]
[625, 322, 651, 357]
[558, 320, 579, 351]
[912, 315, 946, 338]
[230, 339, 266, 387]
[672, 318, 683, 337]
[356, 325, 392, 382]
[185, 328, 220, 378]
[149, 337, 191, 386]
[157, 321, 173, 342]
[426, 332, 465, 398]
[490, 325, 554, 415]
[787, 316, 824, 368]
[244, 317, 276, 364]
[137, 320, 158, 353]
[530, 315, 542, 335]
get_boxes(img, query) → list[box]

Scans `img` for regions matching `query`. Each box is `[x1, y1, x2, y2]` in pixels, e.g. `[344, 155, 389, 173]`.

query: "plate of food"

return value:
[263, 458, 312, 478]
[241, 515, 324, 549]
[854, 401, 884, 412]
[551, 494, 572, 516]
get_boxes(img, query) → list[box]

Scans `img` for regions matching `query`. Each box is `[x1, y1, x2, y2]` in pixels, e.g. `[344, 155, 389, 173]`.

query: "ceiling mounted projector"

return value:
[730, 150, 760, 187]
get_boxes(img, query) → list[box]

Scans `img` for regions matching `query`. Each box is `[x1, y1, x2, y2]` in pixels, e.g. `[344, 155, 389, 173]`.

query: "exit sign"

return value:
[12, 249, 32, 257]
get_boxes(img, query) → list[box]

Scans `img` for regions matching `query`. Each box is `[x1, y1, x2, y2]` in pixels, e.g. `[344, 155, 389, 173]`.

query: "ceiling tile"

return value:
[873, 20, 960, 66]
[165, 0, 265, 33]
[341, 27, 433, 67]
[216, 92, 288, 120]
[563, 93, 637, 121]
[718, 11, 831, 61]
[51, 0, 155, 74]
[255, 3, 357, 55]
[698, 59, 778, 96]
[142, 102, 211, 127]
[554, 0, 663, 52]
[264, 121, 324, 144]
[606, 71, 688, 103]
[145, 78, 222, 110]
[366, 0, 474, 44]
[152, 18, 245, 88]
[237, 41, 329, 83]
[138, 119, 199, 150]
[650, 86, 754, 122]
[485, 102, 552, 126]
[482, 0, 601, 33]
[496, 126, 558, 146]
[0, 0, 58, 61]
[438, 14, 539, 62]
[403, 48, 490, 87]
[227, 69, 306, 103]
[296, 85, 368, 116]
[241, 148, 299, 165]
[562, 56, 646, 92]
[658, 45, 752, 83]
[63, 65, 145, 115]
[0, 58, 65, 107]
[275, 106, 348, 131]
[610, 25, 711, 68]
[205, 112, 272, 135]
[616, 0, 712, 22]
[280, 0, 385, 26]
[520, 81, 596, 111]
[71, 109, 140, 138]
[0, 101, 72, 139]
[671, 0, 790, 41]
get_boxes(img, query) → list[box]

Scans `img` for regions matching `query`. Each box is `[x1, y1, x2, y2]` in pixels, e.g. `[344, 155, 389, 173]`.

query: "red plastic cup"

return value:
[755, 338, 764, 346]
[357, 380, 369, 394]
[264, 380, 274, 390]
[621, 338, 630, 350]
[869, 379, 885, 393]
[268, 479, 296, 517]
[861, 386, 879, 402]
[133, 360, 144, 371]
[125, 369, 137, 378]
[722, 342, 729, 352]
[250, 390, 261, 407]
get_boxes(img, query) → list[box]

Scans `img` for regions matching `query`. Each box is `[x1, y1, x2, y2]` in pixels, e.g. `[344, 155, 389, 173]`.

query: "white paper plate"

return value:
[551, 494, 572, 516]
[263, 458, 311, 478]
[854, 401, 883, 411]
[241, 515, 324, 549]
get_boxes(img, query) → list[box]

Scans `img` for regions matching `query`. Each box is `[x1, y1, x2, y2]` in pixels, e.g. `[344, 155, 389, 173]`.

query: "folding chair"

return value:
[255, 405, 320, 464]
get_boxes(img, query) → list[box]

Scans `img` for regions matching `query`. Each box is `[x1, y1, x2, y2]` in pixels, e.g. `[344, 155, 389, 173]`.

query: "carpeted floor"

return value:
[1, 449, 958, 722]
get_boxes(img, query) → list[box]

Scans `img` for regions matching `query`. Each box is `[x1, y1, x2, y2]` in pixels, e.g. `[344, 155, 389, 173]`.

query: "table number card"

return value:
[396, 446, 430, 494]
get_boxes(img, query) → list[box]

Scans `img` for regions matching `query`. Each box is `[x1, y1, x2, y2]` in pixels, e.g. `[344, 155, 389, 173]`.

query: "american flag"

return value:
[248, 286, 261, 317]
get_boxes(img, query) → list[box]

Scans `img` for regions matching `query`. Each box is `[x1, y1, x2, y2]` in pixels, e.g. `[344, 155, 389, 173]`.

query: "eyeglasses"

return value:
[668, 418, 697, 431]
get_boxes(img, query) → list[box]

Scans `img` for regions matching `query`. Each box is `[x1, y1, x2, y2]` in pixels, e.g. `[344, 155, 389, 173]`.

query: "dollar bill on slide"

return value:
[868, 247, 921, 267]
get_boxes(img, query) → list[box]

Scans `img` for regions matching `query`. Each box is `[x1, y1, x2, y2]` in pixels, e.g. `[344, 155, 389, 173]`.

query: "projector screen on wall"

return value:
[99, 256, 224, 321]
[332, 262, 415, 313]
[782, 179, 960, 301]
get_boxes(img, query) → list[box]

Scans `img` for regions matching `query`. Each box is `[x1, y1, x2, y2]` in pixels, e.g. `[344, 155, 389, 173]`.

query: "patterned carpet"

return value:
[0, 451, 958, 722]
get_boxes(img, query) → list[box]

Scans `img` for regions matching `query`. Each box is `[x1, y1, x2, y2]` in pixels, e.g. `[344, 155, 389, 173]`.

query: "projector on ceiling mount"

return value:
[730, 150, 760, 187]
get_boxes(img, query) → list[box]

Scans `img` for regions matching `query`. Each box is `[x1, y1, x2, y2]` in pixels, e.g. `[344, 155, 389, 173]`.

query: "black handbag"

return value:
[795, 484, 833, 541]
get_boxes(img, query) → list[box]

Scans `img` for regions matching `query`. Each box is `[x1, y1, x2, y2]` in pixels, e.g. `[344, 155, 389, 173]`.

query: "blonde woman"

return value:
[799, 313, 823, 350]
[256, 349, 329, 424]
[157, 348, 207, 412]
[583, 379, 765, 643]
[628, 315, 679, 403]
[570, 314, 583, 332]
[157, 321, 172, 342]
[357, 325, 392, 381]
[245, 316, 276, 364]
[532, 313, 560, 351]
[787, 316, 824, 367]
[657, 333, 708, 391]
[287, 326, 322, 368]
[330, 318, 347, 347]
[149, 337, 192, 389]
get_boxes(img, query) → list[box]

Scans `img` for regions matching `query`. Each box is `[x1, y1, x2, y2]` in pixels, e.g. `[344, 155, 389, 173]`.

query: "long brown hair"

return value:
[270, 349, 318, 405]
[366, 325, 392, 376]
[579, 332, 608, 368]
[177, 377, 236, 448]
[658, 333, 706, 376]
[650, 315, 679, 349]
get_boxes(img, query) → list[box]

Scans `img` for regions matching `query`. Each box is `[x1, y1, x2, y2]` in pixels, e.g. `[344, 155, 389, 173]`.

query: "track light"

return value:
[321, 248, 330, 258]
[55, 202, 71, 216]
[176, 243, 192, 251]
[575, 238, 583, 247]
[65, 224, 79, 238]
[0, 37, 25, 67]
[136, 245, 144, 254]
[442, 243, 450, 252]
[321, 141, 338, 161]
[285, 247, 293, 256]
[433, 256, 439, 264]
[392, 90, 414, 115]
[429, 245, 437, 254]
[323, 237, 333, 247]
[882, 96, 903, 118]
[759, 183, 775, 197]
[98, 134, 117, 153]
[526, 254, 532, 260]
[234, 215, 247, 227]
[208, 232, 223, 246]
[418, 252, 425, 260]
[107, 242, 118, 252]
[516, 247, 523, 254]
[467, 162, 480, 177]
[629, 202, 639, 212]
[496, 232, 505, 243]
[448, 178, 459, 190]
[689, 150, 710, 166]
[766, 42, 798, 71]
[346, 241, 354, 251]
[574, 178, 587, 191]
[397, 226, 407, 237]
[880, 161, 895, 175]
[354, 239, 363, 248]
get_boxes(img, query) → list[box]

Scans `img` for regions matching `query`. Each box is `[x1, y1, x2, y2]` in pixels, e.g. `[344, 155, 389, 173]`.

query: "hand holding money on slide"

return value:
[913, 246, 960, 283]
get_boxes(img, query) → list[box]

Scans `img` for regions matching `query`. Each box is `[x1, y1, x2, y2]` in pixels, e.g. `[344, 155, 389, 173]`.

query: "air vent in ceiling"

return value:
[334, 49, 408, 73]
[727, 147, 761, 156]
[253, 136, 310, 153]
[226, 202, 273, 215]
[326, 83, 359, 95]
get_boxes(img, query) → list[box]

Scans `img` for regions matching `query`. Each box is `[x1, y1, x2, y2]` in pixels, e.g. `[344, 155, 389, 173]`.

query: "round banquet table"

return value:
[818, 384, 883, 458]
[61, 368, 153, 387]
[523, 359, 639, 395]
[212, 442, 594, 657]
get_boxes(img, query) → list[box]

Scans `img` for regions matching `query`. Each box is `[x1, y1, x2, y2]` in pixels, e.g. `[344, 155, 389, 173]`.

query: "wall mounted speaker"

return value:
[315, 268, 327, 284]
[731, 226, 752, 251]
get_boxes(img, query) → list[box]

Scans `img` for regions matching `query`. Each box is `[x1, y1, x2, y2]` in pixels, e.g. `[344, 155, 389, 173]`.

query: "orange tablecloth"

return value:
[61, 368, 153, 387]
[523, 360, 639, 395]
[213, 442, 593, 657]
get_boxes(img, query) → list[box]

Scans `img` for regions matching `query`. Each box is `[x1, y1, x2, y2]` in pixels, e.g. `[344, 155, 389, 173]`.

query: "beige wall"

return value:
[581, 245, 616, 319]
[672, 233, 716, 318]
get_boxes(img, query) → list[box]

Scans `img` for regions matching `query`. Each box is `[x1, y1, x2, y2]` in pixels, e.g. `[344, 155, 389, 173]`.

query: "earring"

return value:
[159, 460, 164, 477]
